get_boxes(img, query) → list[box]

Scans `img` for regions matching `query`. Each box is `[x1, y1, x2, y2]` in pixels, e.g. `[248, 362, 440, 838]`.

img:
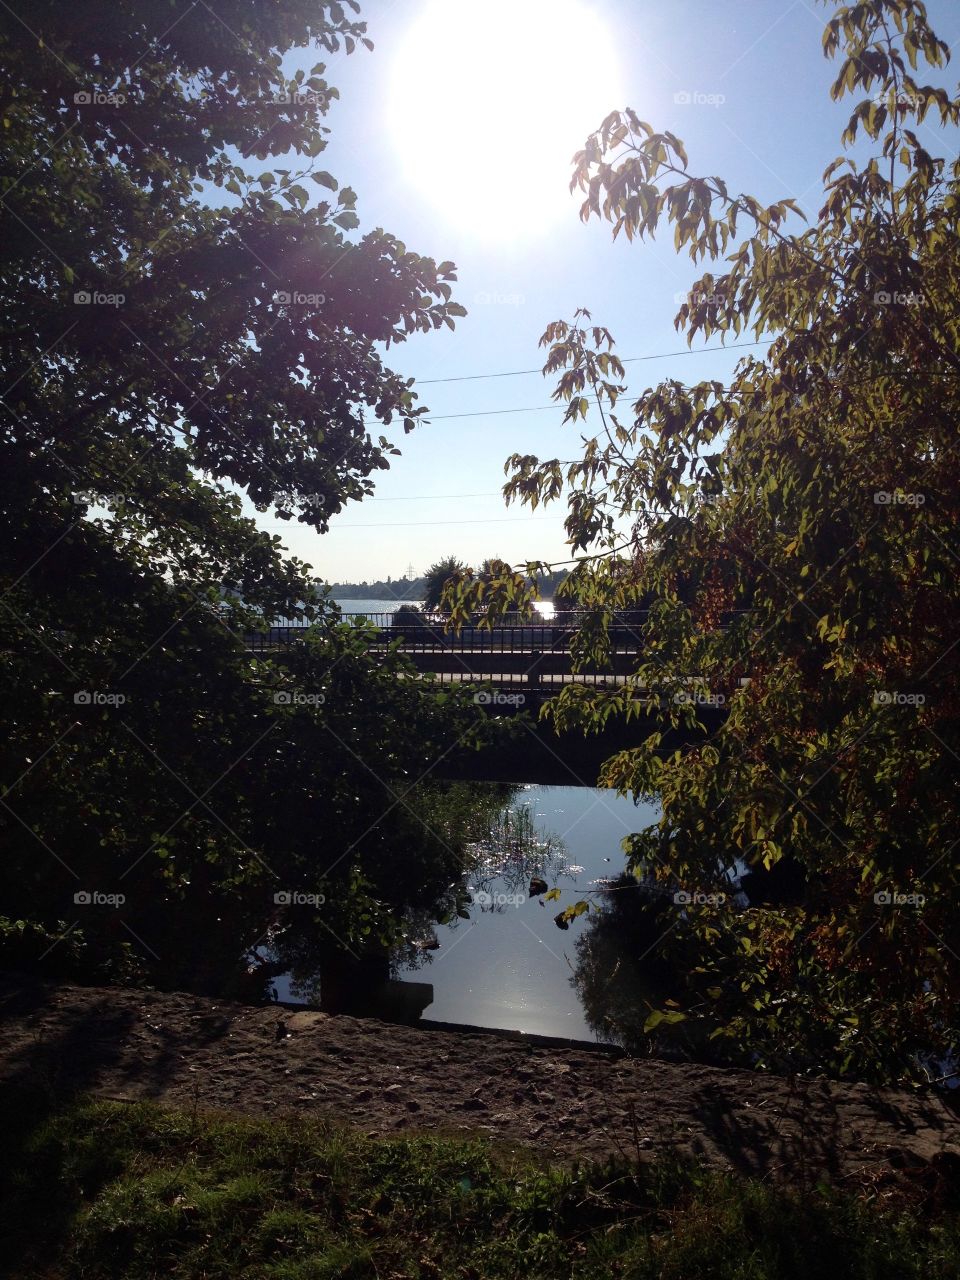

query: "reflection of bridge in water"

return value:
[246, 611, 731, 785]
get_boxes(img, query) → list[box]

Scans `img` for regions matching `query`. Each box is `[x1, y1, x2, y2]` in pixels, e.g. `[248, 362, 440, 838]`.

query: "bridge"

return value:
[245, 611, 647, 692]
[244, 611, 729, 784]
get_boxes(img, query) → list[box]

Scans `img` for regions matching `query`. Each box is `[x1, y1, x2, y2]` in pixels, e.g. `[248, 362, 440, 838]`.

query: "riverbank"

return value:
[9, 1093, 960, 1279]
[3, 974, 959, 1187]
[5, 1093, 960, 1279]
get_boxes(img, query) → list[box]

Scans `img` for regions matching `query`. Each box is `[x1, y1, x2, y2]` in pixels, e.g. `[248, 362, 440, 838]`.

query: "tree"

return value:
[449, 0, 960, 1083]
[0, 0, 489, 992]
[421, 556, 466, 612]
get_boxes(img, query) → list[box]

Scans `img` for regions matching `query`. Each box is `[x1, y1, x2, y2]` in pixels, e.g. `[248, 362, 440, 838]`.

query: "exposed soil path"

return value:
[3, 974, 959, 1187]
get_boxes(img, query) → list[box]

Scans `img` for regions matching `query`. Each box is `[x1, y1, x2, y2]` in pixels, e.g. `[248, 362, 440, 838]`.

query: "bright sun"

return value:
[387, 0, 621, 240]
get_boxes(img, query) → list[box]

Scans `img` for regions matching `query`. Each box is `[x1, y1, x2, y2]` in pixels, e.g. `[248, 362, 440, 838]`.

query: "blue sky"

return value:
[257, 0, 960, 584]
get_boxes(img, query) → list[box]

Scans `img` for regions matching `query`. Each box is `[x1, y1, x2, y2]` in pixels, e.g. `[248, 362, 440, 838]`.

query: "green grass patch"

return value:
[0, 1086, 958, 1278]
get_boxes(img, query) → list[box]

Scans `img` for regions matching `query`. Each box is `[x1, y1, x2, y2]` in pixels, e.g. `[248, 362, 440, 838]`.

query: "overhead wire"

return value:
[415, 339, 772, 385]
[292, 342, 776, 528]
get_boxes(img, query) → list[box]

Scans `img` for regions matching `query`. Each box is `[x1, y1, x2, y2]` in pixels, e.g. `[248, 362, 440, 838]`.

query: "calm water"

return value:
[334, 597, 423, 614]
[396, 785, 657, 1041]
[273, 784, 658, 1043]
[333, 597, 557, 619]
[272, 604, 642, 1042]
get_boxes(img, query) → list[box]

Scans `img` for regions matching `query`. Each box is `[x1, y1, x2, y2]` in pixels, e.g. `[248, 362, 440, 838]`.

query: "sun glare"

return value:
[387, 0, 621, 240]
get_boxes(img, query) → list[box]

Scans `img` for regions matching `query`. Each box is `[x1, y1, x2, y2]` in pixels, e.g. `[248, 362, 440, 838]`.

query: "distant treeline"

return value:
[327, 569, 572, 602]
[326, 576, 425, 600]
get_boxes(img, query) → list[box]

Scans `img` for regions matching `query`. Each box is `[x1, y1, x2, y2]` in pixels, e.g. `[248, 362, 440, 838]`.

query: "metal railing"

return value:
[244, 612, 644, 651]
[242, 610, 751, 690]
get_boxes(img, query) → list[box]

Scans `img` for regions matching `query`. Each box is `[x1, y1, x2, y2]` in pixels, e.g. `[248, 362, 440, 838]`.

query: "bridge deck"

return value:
[243, 615, 650, 689]
[240, 613, 748, 694]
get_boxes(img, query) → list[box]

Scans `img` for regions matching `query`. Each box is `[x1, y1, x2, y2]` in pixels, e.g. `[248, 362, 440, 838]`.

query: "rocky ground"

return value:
[3, 973, 959, 1187]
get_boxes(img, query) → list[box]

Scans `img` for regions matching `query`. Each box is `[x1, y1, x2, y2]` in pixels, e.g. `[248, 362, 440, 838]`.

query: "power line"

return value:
[425, 360, 952, 420]
[416, 339, 772, 385]
[327, 515, 563, 529]
[263, 491, 502, 520]
[265, 337, 771, 517]
[360, 491, 497, 502]
[424, 341, 776, 420]
[430, 404, 560, 421]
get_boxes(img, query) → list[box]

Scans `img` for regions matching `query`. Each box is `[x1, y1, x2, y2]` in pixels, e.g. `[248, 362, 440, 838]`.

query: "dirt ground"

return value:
[3, 973, 959, 1187]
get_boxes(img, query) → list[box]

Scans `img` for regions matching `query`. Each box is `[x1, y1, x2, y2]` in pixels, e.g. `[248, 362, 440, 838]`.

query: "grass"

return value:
[1, 1087, 958, 1278]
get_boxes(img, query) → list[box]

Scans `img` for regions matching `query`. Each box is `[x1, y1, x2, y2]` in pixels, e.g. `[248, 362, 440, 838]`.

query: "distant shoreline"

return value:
[328, 583, 557, 602]
[330, 585, 424, 600]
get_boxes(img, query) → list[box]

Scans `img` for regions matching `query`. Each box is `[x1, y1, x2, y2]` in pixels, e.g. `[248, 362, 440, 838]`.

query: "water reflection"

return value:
[270, 784, 664, 1041]
[570, 873, 685, 1055]
[466, 804, 576, 911]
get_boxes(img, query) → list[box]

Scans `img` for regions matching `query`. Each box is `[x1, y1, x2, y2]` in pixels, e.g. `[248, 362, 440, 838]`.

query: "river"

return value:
[332, 597, 556, 618]
[272, 783, 658, 1044]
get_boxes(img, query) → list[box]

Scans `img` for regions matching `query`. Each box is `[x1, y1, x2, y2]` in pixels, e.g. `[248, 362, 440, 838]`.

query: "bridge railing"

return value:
[243, 613, 648, 653]
[242, 609, 752, 689]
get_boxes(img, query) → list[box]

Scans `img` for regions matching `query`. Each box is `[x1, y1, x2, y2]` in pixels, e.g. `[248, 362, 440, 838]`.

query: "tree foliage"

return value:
[0, 0, 486, 992]
[449, 0, 960, 1082]
[421, 556, 467, 613]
